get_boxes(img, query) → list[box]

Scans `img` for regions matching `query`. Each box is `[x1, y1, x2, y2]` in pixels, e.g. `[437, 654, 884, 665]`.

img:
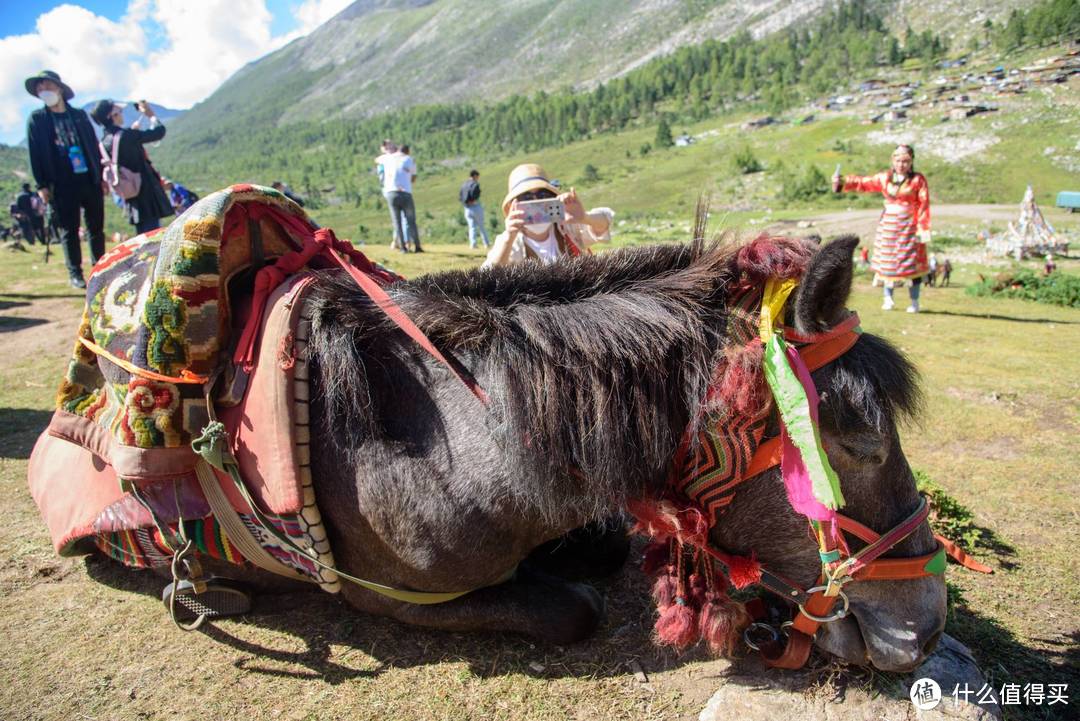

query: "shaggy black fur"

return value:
[817, 332, 922, 435]
[305, 236, 919, 525]
[307, 240, 745, 523]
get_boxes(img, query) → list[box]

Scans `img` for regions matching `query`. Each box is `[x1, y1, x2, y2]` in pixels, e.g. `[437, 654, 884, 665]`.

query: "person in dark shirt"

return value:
[14, 183, 37, 245]
[162, 178, 198, 215]
[24, 70, 105, 288]
[459, 169, 490, 249]
[90, 99, 172, 234]
[271, 181, 306, 207]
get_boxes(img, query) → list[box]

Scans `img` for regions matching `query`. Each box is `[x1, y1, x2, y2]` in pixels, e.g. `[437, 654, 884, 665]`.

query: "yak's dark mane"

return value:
[305, 235, 920, 523]
[307, 240, 741, 521]
[819, 332, 922, 433]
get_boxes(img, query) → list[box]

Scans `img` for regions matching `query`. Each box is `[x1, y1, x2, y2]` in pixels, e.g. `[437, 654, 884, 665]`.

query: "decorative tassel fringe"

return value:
[652, 565, 678, 611]
[707, 338, 766, 416]
[735, 235, 814, 283]
[699, 590, 753, 656]
[655, 601, 699, 649]
[643, 539, 754, 656]
[725, 553, 762, 590]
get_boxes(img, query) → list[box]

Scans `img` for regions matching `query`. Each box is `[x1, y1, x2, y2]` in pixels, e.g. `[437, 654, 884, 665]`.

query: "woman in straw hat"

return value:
[483, 163, 613, 268]
[832, 144, 931, 312]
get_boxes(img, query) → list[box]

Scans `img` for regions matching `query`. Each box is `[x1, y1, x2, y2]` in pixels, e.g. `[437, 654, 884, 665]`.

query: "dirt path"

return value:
[766, 203, 1077, 242]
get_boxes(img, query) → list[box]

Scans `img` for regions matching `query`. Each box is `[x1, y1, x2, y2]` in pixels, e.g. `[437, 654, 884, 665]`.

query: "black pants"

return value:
[17, 218, 35, 245]
[53, 178, 105, 277]
[135, 216, 160, 235]
[31, 217, 45, 244]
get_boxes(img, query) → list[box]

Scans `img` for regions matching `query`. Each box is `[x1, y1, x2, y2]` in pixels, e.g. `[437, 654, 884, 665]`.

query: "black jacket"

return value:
[26, 106, 103, 192]
[15, 190, 34, 217]
[100, 122, 173, 223]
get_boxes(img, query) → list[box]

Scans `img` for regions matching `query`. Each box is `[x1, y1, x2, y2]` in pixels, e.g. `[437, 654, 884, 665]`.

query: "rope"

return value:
[77, 336, 209, 384]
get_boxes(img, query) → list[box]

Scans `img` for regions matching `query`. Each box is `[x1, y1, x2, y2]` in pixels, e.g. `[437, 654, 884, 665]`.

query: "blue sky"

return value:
[1, 0, 301, 37]
[0, 0, 350, 144]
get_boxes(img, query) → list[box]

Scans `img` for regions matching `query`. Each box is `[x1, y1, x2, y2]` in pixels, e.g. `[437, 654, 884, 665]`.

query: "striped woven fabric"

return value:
[678, 283, 768, 522]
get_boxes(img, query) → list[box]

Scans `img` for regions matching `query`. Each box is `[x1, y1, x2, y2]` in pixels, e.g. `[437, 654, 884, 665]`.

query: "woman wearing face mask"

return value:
[482, 163, 613, 268]
[90, 99, 173, 234]
[24, 70, 106, 288]
[832, 144, 931, 312]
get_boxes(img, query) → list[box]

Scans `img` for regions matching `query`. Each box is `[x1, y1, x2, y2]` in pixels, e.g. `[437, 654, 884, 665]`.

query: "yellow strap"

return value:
[78, 336, 209, 384]
[759, 277, 799, 341]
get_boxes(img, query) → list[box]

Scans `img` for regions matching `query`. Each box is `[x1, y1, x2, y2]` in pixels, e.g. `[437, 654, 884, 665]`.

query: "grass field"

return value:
[0, 204, 1077, 719]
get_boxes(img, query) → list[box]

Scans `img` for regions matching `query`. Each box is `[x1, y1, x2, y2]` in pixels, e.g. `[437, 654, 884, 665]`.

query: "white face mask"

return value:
[38, 90, 61, 107]
[524, 222, 551, 236]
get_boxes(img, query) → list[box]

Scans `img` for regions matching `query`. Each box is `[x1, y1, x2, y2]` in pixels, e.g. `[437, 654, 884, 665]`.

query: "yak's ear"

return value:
[792, 234, 859, 333]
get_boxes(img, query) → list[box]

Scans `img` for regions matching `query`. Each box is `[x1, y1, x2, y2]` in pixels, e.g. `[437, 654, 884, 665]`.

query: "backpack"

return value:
[98, 131, 142, 200]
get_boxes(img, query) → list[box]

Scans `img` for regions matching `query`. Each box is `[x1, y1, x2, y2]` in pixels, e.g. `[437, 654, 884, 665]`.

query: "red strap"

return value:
[935, 534, 994, 574]
[228, 203, 488, 406]
[852, 542, 944, 581]
[760, 589, 837, 669]
[324, 242, 490, 405]
[744, 436, 781, 481]
[800, 330, 859, 373]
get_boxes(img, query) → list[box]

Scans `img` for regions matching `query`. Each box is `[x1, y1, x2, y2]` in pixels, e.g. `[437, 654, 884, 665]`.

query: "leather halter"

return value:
[708, 316, 949, 669]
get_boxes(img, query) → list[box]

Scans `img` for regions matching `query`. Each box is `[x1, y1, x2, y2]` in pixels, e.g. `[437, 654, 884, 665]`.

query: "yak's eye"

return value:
[838, 432, 887, 465]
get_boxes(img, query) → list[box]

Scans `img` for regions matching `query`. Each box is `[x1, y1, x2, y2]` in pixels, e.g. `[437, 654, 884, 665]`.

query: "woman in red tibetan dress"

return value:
[833, 144, 931, 312]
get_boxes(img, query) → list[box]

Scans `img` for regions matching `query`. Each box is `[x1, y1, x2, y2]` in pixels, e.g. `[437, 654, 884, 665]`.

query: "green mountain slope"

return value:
[170, 0, 1033, 143]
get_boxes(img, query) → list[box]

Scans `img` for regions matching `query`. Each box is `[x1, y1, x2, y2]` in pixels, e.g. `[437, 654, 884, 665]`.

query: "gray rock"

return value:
[698, 634, 1000, 721]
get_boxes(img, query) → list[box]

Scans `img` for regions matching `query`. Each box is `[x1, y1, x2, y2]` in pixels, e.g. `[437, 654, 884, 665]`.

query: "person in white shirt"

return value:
[379, 143, 421, 253]
[483, 163, 612, 268]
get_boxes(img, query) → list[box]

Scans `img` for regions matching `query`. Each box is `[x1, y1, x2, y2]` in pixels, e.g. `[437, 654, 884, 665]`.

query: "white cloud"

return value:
[128, 0, 278, 107]
[293, 0, 353, 35]
[0, 0, 335, 145]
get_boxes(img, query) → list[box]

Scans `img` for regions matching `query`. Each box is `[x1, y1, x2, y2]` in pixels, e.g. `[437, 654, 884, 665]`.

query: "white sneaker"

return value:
[882, 298, 895, 311]
[906, 305, 919, 313]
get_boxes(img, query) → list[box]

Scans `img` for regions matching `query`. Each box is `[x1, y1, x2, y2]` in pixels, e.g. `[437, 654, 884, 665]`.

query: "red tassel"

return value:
[654, 601, 699, 648]
[652, 566, 678, 611]
[725, 554, 762, 590]
[699, 590, 751, 656]
[734, 235, 814, 283]
[707, 339, 766, 416]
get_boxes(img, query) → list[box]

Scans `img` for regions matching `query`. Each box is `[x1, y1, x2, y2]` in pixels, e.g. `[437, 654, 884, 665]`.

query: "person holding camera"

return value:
[482, 163, 613, 268]
[90, 99, 173, 234]
[24, 70, 105, 288]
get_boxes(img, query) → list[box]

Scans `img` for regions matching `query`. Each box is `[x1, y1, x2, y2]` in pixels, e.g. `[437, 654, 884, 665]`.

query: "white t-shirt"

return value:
[522, 225, 561, 264]
[380, 152, 416, 194]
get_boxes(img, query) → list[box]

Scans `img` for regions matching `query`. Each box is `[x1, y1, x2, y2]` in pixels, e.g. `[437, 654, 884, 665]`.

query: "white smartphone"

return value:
[516, 198, 565, 224]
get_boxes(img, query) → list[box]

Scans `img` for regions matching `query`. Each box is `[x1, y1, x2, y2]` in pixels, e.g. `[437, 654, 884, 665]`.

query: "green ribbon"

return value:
[761, 333, 845, 510]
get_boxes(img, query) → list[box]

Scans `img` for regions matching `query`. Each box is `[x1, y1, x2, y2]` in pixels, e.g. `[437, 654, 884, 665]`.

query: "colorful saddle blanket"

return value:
[27, 184, 393, 590]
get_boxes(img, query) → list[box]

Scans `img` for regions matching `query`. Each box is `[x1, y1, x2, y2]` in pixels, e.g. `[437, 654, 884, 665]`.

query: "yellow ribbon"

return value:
[759, 277, 798, 341]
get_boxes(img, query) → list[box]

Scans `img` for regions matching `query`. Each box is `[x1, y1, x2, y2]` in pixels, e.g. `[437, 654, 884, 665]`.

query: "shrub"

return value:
[581, 164, 601, 183]
[965, 267, 1080, 308]
[777, 163, 829, 202]
[914, 470, 982, 550]
[732, 145, 763, 174]
[655, 118, 674, 148]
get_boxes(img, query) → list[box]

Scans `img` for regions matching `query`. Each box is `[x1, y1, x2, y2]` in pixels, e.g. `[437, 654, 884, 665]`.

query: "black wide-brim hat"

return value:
[24, 70, 74, 101]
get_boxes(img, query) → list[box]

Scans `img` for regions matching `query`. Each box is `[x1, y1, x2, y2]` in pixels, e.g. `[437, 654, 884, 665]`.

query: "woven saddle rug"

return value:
[27, 184, 396, 591]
